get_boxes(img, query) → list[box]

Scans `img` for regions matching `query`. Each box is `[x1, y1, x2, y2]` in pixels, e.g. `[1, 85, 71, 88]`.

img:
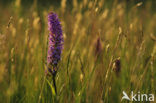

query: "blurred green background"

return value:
[0, 0, 156, 103]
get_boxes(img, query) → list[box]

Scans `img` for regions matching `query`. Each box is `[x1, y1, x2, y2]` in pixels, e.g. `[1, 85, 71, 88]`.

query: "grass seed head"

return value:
[113, 57, 121, 76]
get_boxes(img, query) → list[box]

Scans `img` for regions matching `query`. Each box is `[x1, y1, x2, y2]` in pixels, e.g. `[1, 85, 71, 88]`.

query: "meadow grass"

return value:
[0, 0, 156, 103]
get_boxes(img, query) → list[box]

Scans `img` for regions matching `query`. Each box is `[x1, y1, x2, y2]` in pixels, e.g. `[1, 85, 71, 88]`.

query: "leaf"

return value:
[46, 79, 56, 96]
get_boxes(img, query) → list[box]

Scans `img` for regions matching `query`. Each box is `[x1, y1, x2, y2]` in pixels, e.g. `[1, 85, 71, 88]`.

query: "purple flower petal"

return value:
[47, 12, 63, 68]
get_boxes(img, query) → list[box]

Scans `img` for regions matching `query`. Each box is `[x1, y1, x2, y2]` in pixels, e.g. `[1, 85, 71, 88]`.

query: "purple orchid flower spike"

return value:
[47, 12, 63, 75]
[47, 12, 64, 94]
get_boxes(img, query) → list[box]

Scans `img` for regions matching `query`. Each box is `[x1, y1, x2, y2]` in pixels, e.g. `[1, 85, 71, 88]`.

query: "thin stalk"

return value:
[38, 74, 46, 103]
[52, 74, 57, 95]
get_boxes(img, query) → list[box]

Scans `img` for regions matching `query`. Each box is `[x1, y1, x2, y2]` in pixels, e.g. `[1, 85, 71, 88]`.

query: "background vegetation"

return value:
[0, 0, 156, 103]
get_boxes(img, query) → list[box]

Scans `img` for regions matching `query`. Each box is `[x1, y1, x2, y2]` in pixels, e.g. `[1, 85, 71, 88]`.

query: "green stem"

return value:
[52, 74, 57, 95]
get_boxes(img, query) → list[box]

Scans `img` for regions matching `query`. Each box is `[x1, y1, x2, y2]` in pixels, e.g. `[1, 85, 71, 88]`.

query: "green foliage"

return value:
[0, 0, 156, 103]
